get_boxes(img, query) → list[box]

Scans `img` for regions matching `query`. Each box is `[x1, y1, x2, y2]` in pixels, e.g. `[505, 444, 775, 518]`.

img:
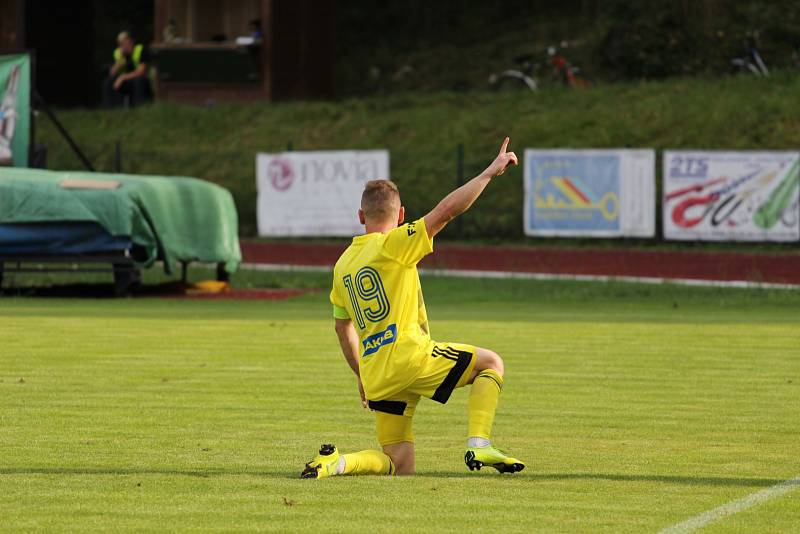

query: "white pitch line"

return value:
[658, 476, 800, 534]
[238, 263, 800, 290]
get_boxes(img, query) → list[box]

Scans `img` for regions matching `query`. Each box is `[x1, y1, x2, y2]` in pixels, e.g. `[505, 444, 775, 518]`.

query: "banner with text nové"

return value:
[524, 149, 655, 237]
[663, 151, 800, 242]
[256, 150, 390, 236]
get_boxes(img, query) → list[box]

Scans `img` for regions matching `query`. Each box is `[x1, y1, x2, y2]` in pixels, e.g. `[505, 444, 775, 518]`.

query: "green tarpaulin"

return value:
[0, 168, 241, 273]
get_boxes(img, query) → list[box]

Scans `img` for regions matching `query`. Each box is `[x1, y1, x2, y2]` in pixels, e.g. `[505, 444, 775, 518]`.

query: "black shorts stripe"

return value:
[476, 370, 503, 390]
[368, 399, 407, 416]
[433, 349, 459, 360]
[432, 346, 464, 359]
[432, 348, 459, 362]
[431, 348, 473, 404]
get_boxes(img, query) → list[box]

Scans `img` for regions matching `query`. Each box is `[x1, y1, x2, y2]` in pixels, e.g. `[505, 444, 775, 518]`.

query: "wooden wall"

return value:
[0, 0, 25, 49]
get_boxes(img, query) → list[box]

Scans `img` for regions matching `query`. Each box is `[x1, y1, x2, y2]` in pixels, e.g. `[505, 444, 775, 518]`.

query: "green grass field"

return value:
[2, 273, 799, 532]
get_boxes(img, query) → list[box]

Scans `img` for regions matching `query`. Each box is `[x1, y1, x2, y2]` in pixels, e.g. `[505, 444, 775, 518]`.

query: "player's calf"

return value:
[464, 346, 525, 474]
[383, 441, 415, 475]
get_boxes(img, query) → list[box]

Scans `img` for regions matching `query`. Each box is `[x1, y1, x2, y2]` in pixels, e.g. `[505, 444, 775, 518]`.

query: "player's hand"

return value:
[485, 137, 519, 177]
[357, 378, 367, 409]
[113, 76, 124, 90]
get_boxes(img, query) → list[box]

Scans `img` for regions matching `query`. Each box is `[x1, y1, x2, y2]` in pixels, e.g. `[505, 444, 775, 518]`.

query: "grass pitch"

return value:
[1, 274, 799, 532]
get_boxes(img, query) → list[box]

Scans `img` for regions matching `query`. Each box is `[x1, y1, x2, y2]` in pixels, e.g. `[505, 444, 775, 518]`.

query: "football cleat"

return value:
[465, 445, 525, 474]
[300, 443, 340, 479]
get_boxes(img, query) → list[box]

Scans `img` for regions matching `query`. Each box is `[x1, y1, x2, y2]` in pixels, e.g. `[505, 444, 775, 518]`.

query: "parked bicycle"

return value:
[488, 42, 592, 91]
[547, 45, 593, 89]
[487, 54, 540, 91]
[730, 32, 769, 76]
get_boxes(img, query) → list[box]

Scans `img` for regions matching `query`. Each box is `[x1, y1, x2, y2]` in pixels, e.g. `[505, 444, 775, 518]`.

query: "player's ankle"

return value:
[466, 436, 491, 448]
[335, 456, 345, 475]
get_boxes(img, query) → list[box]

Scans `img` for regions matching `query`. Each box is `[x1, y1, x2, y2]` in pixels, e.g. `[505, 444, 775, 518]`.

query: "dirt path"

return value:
[242, 241, 800, 285]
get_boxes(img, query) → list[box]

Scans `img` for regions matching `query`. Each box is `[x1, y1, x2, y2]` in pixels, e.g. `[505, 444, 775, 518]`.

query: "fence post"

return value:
[286, 141, 294, 152]
[455, 143, 465, 239]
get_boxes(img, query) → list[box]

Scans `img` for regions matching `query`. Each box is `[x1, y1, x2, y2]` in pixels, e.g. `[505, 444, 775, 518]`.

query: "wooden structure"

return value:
[0, 0, 24, 49]
[152, 0, 336, 103]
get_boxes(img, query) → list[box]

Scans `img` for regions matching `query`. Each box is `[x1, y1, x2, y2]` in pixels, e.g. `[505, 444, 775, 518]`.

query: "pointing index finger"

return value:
[500, 137, 510, 155]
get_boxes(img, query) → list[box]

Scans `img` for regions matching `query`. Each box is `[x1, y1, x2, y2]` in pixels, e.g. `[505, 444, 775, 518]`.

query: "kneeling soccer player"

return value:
[301, 137, 524, 478]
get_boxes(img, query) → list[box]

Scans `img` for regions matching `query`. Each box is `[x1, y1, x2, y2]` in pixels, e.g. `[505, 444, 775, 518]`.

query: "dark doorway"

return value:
[25, 0, 95, 106]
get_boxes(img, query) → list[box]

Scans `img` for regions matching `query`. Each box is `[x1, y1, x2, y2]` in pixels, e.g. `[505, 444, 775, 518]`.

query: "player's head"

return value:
[117, 31, 134, 53]
[359, 179, 404, 228]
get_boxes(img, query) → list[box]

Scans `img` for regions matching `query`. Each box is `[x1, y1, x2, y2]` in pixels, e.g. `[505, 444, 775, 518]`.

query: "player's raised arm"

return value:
[423, 137, 518, 238]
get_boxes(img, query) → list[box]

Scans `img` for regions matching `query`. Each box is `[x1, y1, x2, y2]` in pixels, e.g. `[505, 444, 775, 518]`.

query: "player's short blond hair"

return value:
[361, 180, 401, 222]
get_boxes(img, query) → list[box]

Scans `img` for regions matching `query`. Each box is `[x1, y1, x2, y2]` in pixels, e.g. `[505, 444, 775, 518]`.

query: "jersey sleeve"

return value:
[330, 273, 349, 319]
[381, 217, 434, 266]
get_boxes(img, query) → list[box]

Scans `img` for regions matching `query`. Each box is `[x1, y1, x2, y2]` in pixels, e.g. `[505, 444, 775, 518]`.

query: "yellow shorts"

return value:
[368, 341, 477, 446]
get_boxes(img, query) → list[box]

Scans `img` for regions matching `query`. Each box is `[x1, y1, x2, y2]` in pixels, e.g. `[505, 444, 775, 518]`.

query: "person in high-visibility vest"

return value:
[103, 31, 151, 108]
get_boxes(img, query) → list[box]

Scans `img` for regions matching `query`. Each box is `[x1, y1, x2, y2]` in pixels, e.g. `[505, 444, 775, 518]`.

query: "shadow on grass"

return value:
[0, 467, 274, 478]
[417, 471, 796, 487]
[1, 467, 794, 488]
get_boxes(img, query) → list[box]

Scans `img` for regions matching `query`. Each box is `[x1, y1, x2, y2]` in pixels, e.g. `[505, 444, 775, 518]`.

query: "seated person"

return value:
[103, 31, 151, 108]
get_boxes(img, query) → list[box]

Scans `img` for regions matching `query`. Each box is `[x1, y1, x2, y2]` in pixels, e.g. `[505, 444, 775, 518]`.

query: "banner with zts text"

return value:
[663, 151, 800, 242]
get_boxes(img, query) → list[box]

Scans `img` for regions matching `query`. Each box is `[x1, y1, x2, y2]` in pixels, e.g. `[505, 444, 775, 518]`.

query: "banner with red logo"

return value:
[663, 151, 800, 242]
[256, 150, 390, 236]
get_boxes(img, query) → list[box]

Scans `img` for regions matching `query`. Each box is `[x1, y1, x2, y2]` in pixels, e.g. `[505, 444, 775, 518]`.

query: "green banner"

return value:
[0, 53, 31, 167]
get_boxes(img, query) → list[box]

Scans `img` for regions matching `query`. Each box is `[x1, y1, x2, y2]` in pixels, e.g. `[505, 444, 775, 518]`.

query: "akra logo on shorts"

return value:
[362, 323, 397, 357]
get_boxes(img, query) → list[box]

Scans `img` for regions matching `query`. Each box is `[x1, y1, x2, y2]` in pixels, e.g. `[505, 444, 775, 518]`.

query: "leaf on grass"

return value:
[282, 497, 297, 507]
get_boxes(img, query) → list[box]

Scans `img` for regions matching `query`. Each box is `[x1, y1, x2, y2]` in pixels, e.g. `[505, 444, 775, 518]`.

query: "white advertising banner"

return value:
[256, 150, 390, 236]
[524, 149, 655, 237]
[663, 151, 800, 241]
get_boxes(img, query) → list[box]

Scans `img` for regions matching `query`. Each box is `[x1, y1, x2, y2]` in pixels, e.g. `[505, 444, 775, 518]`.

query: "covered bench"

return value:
[0, 168, 241, 294]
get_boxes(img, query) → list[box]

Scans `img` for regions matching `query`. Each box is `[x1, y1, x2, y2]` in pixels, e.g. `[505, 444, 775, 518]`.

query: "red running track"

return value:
[241, 241, 800, 285]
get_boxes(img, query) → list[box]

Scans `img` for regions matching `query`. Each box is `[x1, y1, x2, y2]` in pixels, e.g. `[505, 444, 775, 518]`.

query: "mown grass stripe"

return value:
[659, 476, 800, 534]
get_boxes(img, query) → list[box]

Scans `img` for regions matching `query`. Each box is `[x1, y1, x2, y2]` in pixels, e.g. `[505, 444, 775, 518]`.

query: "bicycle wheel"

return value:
[490, 72, 537, 92]
[568, 70, 594, 89]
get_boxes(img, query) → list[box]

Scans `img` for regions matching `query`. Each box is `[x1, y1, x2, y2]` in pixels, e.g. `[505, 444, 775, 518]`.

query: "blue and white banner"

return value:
[663, 151, 800, 242]
[524, 149, 655, 237]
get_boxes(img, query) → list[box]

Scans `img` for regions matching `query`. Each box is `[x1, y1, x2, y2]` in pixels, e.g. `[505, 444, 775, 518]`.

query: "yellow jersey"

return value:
[330, 218, 434, 400]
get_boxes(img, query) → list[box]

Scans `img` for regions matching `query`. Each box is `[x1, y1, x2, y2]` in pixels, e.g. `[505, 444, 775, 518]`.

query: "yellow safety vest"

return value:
[113, 44, 144, 70]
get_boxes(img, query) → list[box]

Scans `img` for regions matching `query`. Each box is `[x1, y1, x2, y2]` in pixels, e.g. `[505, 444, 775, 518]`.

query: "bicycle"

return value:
[488, 42, 593, 91]
[487, 54, 539, 91]
[730, 32, 769, 76]
[547, 44, 593, 89]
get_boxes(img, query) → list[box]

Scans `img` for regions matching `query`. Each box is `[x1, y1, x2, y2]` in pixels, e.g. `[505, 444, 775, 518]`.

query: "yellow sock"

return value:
[341, 450, 395, 476]
[467, 369, 504, 440]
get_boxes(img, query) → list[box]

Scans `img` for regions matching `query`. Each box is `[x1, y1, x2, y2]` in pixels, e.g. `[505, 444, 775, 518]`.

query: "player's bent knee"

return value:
[383, 442, 415, 475]
[477, 348, 504, 376]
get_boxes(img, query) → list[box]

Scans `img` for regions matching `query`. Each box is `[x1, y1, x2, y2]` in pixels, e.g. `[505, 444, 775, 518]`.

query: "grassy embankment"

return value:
[36, 73, 800, 248]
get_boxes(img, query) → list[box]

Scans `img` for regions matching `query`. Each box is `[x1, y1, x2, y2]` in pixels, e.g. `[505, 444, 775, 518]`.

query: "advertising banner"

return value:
[524, 149, 655, 237]
[0, 53, 31, 167]
[256, 150, 390, 236]
[663, 151, 800, 242]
